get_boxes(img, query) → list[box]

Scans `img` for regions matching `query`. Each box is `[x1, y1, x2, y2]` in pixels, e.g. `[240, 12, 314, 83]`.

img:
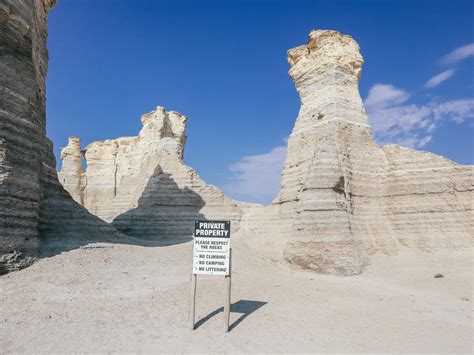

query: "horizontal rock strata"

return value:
[380, 145, 472, 250]
[0, 0, 124, 274]
[58, 29, 473, 275]
[240, 30, 473, 275]
[59, 107, 246, 243]
[0, 0, 58, 273]
[8, 7, 470, 277]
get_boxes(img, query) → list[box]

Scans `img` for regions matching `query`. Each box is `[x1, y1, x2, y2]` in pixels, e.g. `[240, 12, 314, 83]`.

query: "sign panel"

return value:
[193, 220, 231, 276]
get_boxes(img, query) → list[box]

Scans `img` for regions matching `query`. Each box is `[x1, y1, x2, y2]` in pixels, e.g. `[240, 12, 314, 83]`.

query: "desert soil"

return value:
[0, 238, 472, 354]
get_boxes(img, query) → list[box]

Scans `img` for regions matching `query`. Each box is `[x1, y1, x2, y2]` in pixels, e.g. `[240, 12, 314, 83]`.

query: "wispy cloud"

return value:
[441, 43, 474, 65]
[431, 99, 474, 123]
[423, 43, 474, 89]
[365, 84, 474, 148]
[364, 84, 410, 109]
[424, 69, 456, 88]
[224, 142, 287, 204]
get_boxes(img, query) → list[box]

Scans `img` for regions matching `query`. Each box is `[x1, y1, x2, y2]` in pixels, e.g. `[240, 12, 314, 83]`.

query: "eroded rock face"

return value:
[379, 145, 472, 250]
[0, 0, 58, 272]
[58, 136, 84, 204]
[0, 0, 123, 274]
[278, 30, 374, 275]
[59, 107, 245, 243]
[57, 29, 472, 276]
[14, 15, 468, 276]
[240, 30, 473, 275]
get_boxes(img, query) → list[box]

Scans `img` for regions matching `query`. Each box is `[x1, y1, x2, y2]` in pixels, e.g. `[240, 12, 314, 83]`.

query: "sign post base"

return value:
[189, 273, 197, 330]
[224, 248, 232, 332]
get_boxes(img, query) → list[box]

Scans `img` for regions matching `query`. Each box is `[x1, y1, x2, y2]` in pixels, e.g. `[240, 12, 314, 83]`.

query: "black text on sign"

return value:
[193, 220, 231, 276]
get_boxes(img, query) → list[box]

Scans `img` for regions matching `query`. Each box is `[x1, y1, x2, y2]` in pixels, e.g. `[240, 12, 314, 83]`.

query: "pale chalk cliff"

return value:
[1, 0, 471, 276]
[58, 107, 245, 243]
[0, 4, 472, 352]
[238, 30, 473, 275]
[58, 30, 473, 275]
[0, 0, 122, 274]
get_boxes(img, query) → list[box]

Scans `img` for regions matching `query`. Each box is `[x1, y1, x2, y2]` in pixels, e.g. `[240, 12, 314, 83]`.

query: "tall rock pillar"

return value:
[1, 0, 123, 274]
[58, 137, 85, 204]
[0, 0, 57, 271]
[277, 30, 390, 275]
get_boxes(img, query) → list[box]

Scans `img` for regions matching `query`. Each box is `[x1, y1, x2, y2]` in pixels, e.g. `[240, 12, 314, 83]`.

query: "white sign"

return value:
[193, 220, 231, 276]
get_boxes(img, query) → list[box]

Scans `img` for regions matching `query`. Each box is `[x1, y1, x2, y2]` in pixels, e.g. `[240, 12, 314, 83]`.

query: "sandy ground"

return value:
[0, 238, 472, 354]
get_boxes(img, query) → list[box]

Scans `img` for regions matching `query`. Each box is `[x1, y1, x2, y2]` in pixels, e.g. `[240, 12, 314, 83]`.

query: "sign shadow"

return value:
[194, 299, 267, 331]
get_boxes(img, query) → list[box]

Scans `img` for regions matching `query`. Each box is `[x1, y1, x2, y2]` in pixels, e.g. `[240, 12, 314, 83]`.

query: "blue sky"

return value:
[46, 0, 473, 204]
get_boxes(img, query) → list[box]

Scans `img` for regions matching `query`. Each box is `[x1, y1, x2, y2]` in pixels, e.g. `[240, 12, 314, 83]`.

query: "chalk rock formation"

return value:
[241, 30, 473, 275]
[0, 0, 60, 272]
[0, 0, 123, 274]
[378, 145, 472, 250]
[57, 29, 472, 275]
[58, 136, 85, 204]
[59, 107, 245, 243]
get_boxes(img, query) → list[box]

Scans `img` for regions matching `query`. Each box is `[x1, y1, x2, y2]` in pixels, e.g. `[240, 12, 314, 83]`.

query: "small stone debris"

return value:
[434, 273, 444, 278]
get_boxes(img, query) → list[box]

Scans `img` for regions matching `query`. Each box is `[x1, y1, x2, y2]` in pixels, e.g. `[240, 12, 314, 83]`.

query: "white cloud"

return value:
[424, 69, 456, 88]
[364, 84, 410, 109]
[365, 84, 474, 148]
[224, 142, 287, 204]
[225, 81, 474, 203]
[441, 43, 474, 65]
[431, 99, 474, 123]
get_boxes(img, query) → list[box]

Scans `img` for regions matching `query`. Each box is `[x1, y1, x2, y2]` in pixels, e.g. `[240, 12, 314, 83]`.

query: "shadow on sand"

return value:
[112, 165, 206, 245]
[194, 300, 267, 331]
[38, 164, 206, 259]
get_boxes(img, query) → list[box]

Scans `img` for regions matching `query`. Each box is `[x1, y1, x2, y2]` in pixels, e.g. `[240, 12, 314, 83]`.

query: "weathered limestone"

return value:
[380, 145, 472, 250]
[58, 136, 84, 204]
[0, 0, 58, 272]
[276, 30, 388, 274]
[58, 29, 472, 276]
[59, 107, 245, 243]
[4, 5, 470, 278]
[0, 0, 123, 274]
[240, 30, 473, 275]
[79, 108, 188, 222]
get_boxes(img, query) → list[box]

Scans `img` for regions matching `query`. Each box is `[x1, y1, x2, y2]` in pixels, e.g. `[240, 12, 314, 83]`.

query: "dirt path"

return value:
[0, 240, 471, 353]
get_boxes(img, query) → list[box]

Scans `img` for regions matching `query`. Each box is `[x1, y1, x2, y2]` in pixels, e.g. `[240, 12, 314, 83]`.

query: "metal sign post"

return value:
[189, 273, 197, 330]
[189, 220, 232, 332]
[223, 248, 232, 332]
